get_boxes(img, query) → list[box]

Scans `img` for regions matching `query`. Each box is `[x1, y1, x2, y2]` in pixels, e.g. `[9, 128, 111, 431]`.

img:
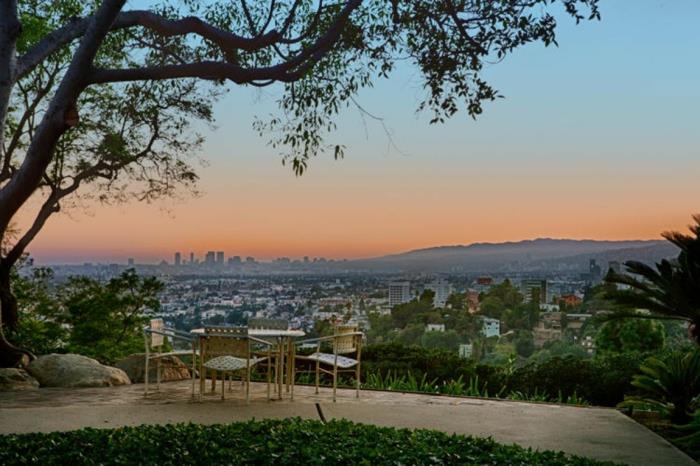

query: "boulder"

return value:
[115, 353, 191, 383]
[0, 368, 39, 391]
[26, 353, 131, 388]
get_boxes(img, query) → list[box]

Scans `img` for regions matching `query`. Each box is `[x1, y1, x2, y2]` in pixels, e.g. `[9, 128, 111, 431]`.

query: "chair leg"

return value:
[333, 365, 338, 402]
[356, 363, 361, 398]
[144, 355, 150, 397]
[267, 350, 272, 402]
[245, 366, 250, 404]
[156, 359, 161, 391]
[221, 372, 225, 400]
[211, 371, 217, 393]
[315, 360, 320, 394]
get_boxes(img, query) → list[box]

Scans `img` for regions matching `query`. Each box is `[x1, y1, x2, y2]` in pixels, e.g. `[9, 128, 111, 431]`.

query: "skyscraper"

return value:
[189, 252, 194, 264]
[205, 251, 216, 265]
[216, 251, 224, 265]
[174, 252, 181, 266]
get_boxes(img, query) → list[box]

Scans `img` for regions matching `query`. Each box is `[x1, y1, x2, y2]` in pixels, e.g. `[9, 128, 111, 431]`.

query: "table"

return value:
[191, 328, 305, 400]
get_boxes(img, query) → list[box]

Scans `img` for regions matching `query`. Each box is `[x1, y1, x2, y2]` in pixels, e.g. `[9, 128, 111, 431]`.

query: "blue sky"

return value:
[26, 0, 700, 263]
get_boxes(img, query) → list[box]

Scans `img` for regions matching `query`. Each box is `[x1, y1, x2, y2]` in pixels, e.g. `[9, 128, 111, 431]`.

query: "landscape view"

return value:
[0, 1, 699, 465]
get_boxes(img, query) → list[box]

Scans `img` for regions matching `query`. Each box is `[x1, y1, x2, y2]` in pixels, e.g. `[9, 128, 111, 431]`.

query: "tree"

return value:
[59, 269, 163, 363]
[0, 0, 600, 366]
[595, 315, 666, 354]
[604, 215, 700, 346]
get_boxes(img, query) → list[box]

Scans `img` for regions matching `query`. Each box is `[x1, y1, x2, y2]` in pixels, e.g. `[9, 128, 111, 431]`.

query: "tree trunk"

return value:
[0, 268, 32, 367]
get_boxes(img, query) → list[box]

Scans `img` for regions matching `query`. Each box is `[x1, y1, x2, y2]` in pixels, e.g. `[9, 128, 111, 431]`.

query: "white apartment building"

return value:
[481, 317, 501, 338]
[388, 281, 411, 307]
[427, 279, 452, 308]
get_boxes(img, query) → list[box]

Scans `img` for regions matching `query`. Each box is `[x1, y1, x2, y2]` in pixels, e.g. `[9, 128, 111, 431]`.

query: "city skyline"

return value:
[12, 1, 700, 264]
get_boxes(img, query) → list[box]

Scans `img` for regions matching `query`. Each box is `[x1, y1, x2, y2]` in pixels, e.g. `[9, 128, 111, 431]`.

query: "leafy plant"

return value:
[619, 348, 700, 424]
[0, 418, 613, 466]
[604, 214, 700, 345]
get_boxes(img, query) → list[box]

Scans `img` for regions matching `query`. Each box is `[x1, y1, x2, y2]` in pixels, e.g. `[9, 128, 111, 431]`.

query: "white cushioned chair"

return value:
[294, 324, 363, 402]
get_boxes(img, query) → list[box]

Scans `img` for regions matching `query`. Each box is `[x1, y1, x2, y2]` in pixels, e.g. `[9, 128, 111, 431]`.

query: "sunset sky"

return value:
[16, 0, 700, 264]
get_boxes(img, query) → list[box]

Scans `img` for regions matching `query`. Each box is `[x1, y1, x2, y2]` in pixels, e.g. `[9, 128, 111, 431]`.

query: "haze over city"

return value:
[14, 0, 700, 264]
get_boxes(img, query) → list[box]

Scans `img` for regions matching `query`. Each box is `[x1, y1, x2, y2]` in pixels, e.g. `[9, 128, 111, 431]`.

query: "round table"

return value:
[191, 328, 305, 399]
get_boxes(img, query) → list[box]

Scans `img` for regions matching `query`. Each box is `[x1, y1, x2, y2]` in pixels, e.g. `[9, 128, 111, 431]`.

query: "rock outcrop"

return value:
[115, 353, 191, 383]
[26, 354, 131, 388]
[0, 368, 39, 391]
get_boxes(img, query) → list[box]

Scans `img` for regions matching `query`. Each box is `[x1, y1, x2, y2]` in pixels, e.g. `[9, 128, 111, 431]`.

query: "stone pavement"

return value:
[0, 380, 694, 466]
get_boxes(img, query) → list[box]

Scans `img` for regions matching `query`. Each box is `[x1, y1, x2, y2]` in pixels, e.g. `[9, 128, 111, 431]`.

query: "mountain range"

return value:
[348, 238, 678, 273]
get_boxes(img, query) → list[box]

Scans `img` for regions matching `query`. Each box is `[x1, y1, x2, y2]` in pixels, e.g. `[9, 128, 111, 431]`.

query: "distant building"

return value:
[388, 281, 411, 307]
[426, 279, 452, 308]
[459, 344, 473, 359]
[426, 323, 445, 332]
[539, 303, 560, 312]
[565, 313, 592, 333]
[127, 258, 134, 266]
[245, 256, 256, 263]
[467, 290, 480, 313]
[473, 276, 494, 293]
[228, 256, 242, 266]
[189, 252, 194, 264]
[205, 251, 216, 265]
[521, 279, 547, 304]
[533, 311, 563, 348]
[174, 252, 181, 266]
[559, 294, 583, 308]
[216, 251, 224, 265]
[608, 261, 622, 274]
[481, 317, 500, 338]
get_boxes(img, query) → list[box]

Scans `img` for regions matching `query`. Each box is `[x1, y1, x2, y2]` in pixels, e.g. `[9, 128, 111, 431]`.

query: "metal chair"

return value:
[294, 324, 363, 402]
[199, 326, 273, 402]
[143, 318, 199, 399]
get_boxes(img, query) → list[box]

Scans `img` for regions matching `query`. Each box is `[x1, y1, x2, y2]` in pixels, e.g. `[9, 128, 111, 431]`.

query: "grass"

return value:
[0, 418, 618, 465]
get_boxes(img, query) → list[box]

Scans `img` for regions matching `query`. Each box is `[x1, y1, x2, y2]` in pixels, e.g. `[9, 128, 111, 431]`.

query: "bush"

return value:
[361, 343, 641, 407]
[0, 418, 613, 465]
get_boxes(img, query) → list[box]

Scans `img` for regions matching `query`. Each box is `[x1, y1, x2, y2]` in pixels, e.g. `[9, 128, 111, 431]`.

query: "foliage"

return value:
[619, 348, 700, 424]
[0, 418, 612, 466]
[360, 343, 640, 407]
[673, 408, 700, 459]
[604, 214, 700, 344]
[595, 316, 666, 354]
[59, 269, 163, 364]
[7, 268, 67, 355]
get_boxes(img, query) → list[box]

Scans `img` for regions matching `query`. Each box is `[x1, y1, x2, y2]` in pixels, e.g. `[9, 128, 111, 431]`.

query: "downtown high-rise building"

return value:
[216, 251, 224, 265]
[205, 251, 216, 265]
[174, 252, 181, 266]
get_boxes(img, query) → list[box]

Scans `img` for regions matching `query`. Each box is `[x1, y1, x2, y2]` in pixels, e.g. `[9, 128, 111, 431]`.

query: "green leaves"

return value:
[0, 418, 613, 465]
[619, 348, 700, 424]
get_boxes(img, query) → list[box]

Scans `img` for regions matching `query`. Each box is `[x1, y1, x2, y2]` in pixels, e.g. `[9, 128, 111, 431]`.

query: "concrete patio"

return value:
[0, 380, 693, 466]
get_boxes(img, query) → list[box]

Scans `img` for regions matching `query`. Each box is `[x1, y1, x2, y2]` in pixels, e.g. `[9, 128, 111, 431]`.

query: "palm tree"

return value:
[619, 348, 700, 424]
[604, 214, 700, 345]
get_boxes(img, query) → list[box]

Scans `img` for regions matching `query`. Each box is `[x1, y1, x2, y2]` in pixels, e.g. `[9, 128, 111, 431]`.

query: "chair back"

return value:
[149, 318, 165, 349]
[334, 324, 359, 355]
[202, 326, 249, 360]
[248, 318, 288, 330]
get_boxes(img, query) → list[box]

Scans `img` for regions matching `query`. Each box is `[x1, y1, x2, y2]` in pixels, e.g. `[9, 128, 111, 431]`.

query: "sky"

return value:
[15, 0, 700, 264]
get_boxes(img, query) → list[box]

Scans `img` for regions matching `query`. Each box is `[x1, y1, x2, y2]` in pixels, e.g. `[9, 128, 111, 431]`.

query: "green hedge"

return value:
[0, 418, 616, 465]
[361, 343, 641, 406]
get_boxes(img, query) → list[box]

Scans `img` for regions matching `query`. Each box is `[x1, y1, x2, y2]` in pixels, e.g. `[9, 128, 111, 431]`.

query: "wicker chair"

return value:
[199, 326, 273, 402]
[248, 318, 289, 395]
[143, 318, 199, 398]
[294, 324, 363, 402]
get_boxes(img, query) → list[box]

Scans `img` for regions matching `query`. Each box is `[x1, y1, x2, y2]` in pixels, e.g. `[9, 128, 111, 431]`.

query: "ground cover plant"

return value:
[0, 418, 617, 466]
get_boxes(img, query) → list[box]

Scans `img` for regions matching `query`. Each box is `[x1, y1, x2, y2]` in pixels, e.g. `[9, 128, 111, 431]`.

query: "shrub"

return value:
[0, 418, 614, 465]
